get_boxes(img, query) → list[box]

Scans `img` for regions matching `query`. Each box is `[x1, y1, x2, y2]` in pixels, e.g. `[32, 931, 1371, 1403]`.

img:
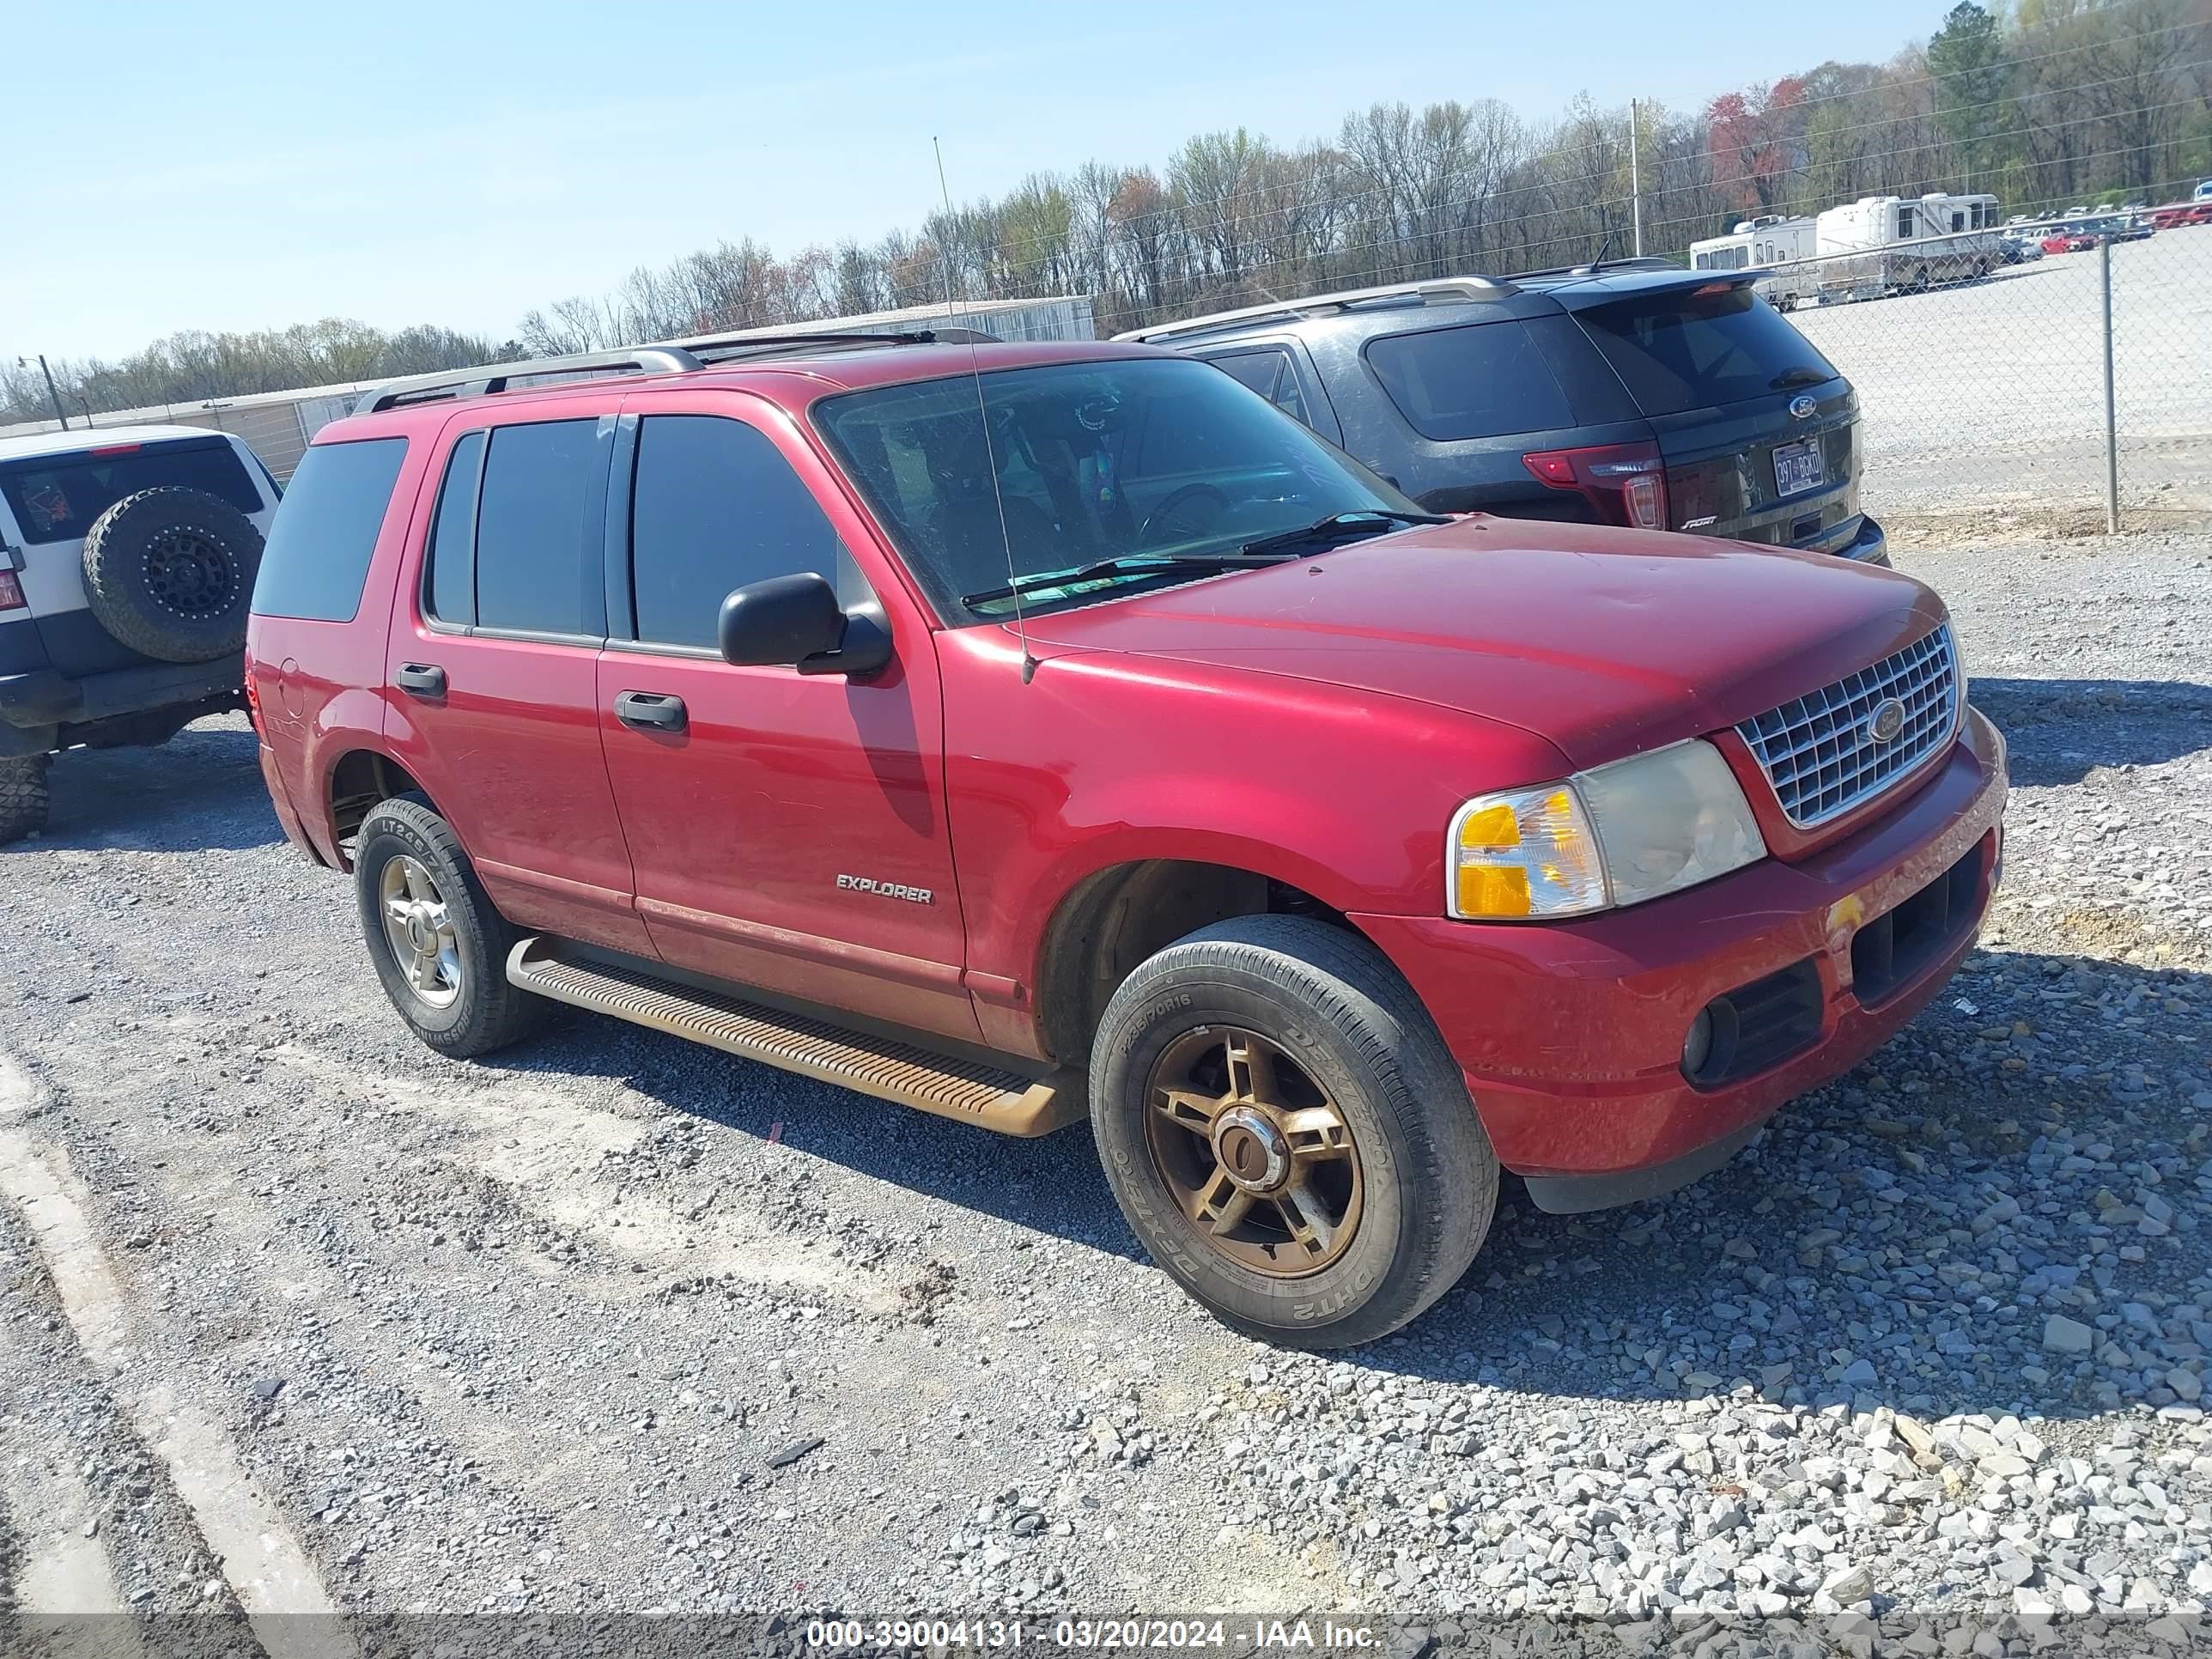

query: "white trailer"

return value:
[1813, 192, 2004, 301]
[1687, 214, 1820, 311]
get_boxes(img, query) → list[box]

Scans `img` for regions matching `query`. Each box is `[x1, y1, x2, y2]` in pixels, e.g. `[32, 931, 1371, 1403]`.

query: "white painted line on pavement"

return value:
[0, 1051, 354, 1659]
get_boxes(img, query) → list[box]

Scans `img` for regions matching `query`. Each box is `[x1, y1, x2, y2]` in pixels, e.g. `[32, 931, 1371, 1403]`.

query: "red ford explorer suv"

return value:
[246, 333, 2005, 1348]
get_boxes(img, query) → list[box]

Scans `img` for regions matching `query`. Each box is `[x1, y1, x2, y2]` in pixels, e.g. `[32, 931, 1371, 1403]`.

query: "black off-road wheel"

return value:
[0, 755, 51, 846]
[1091, 915, 1498, 1349]
[354, 794, 544, 1058]
[82, 487, 264, 664]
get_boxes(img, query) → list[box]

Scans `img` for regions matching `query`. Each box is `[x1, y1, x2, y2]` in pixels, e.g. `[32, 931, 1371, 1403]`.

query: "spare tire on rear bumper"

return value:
[82, 486, 264, 664]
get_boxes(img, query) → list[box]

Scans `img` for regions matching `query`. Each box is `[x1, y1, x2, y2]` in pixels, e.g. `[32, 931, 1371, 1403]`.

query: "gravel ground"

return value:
[1, 530, 2209, 1652]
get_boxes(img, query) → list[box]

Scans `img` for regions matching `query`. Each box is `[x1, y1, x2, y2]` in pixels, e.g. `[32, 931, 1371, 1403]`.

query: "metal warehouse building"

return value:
[1, 295, 1097, 479]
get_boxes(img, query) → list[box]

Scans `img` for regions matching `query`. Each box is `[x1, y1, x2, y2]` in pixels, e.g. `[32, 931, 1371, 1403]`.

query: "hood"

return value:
[1019, 517, 1946, 769]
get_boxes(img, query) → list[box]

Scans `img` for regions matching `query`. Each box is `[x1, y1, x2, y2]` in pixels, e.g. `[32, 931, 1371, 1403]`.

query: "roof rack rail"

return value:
[355, 346, 706, 414]
[673, 327, 999, 360]
[1111, 276, 1517, 343]
[353, 330, 1004, 415]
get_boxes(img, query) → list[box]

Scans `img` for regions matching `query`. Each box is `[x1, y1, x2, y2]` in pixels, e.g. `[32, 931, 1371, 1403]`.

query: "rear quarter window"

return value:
[0, 439, 266, 545]
[250, 438, 409, 623]
[1576, 285, 1839, 416]
[1363, 321, 1579, 441]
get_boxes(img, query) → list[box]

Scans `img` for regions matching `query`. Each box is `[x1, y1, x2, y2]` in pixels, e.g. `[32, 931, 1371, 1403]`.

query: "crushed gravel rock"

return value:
[0, 530, 2207, 1639]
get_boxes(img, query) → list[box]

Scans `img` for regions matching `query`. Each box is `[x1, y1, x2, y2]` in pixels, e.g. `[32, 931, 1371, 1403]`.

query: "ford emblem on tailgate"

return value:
[1789, 394, 1818, 420]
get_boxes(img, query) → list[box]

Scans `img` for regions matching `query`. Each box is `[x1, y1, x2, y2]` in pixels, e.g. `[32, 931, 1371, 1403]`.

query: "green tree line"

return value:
[8, 0, 2207, 425]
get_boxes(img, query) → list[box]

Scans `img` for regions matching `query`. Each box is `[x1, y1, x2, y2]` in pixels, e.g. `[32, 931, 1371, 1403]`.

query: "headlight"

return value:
[1447, 740, 1766, 921]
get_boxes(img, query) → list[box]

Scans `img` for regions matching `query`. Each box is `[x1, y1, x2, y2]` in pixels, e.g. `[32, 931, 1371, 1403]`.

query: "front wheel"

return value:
[354, 794, 544, 1057]
[1090, 915, 1498, 1349]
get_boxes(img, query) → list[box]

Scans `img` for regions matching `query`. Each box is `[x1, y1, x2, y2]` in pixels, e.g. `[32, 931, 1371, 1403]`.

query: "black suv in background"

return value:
[1118, 265, 1888, 565]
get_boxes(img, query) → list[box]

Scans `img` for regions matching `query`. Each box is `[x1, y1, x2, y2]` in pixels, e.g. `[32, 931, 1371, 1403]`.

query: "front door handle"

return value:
[615, 690, 687, 732]
[395, 663, 447, 697]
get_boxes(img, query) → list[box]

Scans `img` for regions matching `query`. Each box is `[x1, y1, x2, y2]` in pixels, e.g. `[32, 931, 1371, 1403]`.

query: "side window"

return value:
[1364, 322, 1577, 442]
[1897, 207, 1916, 239]
[249, 438, 407, 623]
[473, 420, 605, 638]
[629, 415, 866, 652]
[1208, 349, 1311, 427]
[422, 430, 484, 626]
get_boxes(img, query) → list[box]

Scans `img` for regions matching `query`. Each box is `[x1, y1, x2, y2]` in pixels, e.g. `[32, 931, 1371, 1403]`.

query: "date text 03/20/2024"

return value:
[805, 1618, 1389, 1650]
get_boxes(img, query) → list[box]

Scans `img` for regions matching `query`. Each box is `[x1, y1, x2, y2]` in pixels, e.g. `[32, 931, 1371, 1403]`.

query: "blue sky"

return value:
[6, 0, 1941, 362]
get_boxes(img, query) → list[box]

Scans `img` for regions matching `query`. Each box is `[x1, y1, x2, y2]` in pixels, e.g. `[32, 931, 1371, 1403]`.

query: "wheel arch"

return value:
[1033, 854, 1356, 1067]
[325, 745, 437, 870]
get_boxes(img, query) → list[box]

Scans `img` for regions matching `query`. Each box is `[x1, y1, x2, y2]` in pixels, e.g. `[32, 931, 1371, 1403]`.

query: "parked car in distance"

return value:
[0, 424, 278, 842]
[248, 336, 2007, 1348]
[1117, 266, 1889, 565]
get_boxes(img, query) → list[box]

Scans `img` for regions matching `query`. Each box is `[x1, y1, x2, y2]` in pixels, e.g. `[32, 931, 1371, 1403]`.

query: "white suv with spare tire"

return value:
[0, 424, 276, 842]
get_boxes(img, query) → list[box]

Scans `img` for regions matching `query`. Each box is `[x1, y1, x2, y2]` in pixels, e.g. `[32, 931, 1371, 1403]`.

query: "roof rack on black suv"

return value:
[1116, 276, 1520, 346]
[1118, 265, 1888, 566]
[355, 330, 1000, 414]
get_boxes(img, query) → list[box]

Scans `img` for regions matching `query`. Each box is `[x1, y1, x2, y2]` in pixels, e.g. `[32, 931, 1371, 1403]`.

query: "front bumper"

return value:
[1353, 707, 2007, 1209]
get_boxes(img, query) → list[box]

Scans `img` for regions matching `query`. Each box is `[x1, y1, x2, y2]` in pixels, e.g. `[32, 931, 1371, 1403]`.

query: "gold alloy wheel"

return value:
[1142, 1026, 1364, 1277]
[380, 854, 464, 1010]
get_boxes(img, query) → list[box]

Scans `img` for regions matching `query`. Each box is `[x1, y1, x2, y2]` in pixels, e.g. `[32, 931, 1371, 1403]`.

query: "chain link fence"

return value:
[1764, 225, 2212, 539]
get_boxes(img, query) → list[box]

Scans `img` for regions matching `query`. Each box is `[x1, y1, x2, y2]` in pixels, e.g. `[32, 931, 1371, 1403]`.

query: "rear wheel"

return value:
[0, 755, 51, 845]
[354, 794, 544, 1057]
[1091, 915, 1497, 1349]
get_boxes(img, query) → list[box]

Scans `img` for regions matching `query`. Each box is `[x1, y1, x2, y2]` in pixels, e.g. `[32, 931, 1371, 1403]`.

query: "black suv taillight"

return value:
[1522, 441, 1669, 531]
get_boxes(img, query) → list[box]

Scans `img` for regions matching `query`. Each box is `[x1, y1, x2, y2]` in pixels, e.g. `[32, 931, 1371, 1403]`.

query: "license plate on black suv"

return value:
[1773, 439, 1825, 497]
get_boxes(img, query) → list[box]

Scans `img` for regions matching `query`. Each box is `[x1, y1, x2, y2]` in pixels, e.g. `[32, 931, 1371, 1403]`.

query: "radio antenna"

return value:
[935, 135, 1036, 684]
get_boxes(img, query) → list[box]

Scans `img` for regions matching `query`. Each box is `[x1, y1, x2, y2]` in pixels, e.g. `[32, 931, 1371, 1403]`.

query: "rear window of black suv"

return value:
[1574, 284, 1839, 416]
[252, 437, 406, 623]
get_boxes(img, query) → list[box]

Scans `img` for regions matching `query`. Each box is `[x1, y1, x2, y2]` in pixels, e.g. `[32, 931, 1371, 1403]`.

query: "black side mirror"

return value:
[719, 573, 892, 678]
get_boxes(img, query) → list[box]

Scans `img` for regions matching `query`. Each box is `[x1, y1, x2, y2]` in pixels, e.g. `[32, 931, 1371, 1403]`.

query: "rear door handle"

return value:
[614, 690, 687, 732]
[395, 663, 446, 697]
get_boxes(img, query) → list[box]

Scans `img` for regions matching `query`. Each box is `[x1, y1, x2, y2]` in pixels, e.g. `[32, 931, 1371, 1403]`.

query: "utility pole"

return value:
[1629, 100, 1644, 258]
[17, 356, 69, 430]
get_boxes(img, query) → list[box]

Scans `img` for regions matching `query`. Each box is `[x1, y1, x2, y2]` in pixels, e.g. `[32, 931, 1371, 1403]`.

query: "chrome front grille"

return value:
[1736, 625, 1959, 829]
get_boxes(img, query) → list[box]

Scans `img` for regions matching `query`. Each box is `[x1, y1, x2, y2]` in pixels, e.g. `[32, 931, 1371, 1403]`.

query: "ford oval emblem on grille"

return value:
[1866, 697, 1907, 744]
[1789, 394, 1818, 420]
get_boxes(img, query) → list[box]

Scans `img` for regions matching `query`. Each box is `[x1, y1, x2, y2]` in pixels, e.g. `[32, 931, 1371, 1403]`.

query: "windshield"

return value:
[1574, 284, 1840, 417]
[812, 356, 1419, 621]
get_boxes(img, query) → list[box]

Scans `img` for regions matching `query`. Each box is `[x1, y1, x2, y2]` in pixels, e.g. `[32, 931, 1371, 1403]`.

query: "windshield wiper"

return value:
[1770, 366, 1830, 389]
[1236, 508, 1449, 558]
[959, 551, 1299, 608]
